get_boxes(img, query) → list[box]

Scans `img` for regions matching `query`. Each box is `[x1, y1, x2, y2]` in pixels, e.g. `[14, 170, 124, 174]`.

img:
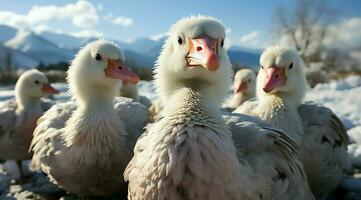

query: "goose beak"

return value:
[42, 84, 59, 94]
[187, 35, 219, 71]
[263, 67, 286, 93]
[235, 81, 247, 93]
[105, 59, 140, 84]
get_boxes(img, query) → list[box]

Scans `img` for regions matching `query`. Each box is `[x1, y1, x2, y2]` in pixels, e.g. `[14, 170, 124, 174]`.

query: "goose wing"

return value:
[224, 113, 315, 200]
[0, 99, 17, 148]
[30, 102, 76, 172]
[298, 103, 349, 196]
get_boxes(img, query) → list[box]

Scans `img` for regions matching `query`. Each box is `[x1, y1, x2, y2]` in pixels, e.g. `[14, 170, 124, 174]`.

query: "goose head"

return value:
[233, 69, 256, 95]
[67, 40, 139, 105]
[257, 45, 308, 104]
[15, 69, 59, 108]
[154, 16, 232, 107]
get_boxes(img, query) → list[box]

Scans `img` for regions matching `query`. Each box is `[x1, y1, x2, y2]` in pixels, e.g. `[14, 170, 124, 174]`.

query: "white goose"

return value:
[124, 16, 314, 200]
[0, 69, 58, 179]
[225, 68, 256, 111]
[30, 40, 151, 197]
[235, 45, 349, 197]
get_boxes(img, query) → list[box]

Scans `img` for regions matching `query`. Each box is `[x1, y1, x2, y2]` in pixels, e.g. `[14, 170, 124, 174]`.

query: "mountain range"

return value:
[0, 24, 261, 71]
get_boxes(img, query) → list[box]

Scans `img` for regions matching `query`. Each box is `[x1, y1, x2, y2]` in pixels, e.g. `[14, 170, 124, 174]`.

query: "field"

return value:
[1, 76, 361, 199]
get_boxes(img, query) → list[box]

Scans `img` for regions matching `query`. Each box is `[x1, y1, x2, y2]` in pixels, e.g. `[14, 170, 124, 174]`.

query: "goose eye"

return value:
[289, 63, 293, 69]
[221, 39, 224, 48]
[177, 36, 183, 45]
[95, 53, 102, 61]
[34, 80, 39, 84]
[261, 66, 264, 69]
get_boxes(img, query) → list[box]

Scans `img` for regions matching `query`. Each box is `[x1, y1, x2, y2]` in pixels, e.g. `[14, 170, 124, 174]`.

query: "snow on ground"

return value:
[1, 77, 360, 152]
[0, 81, 157, 103]
[0, 76, 361, 198]
[305, 76, 361, 131]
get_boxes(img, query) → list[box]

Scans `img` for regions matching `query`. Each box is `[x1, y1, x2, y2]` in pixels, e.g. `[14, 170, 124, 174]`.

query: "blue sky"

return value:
[0, 0, 361, 49]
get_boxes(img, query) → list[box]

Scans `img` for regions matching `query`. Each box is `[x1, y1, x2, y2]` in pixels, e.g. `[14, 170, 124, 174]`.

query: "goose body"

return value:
[0, 69, 58, 161]
[30, 40, 150, 196]
[126, 87, 255, 199]
[235, 45, 349, 197]
[125, 16, 314, 200]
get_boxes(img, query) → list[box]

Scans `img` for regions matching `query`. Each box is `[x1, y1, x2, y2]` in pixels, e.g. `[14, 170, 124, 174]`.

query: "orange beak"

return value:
[235, 81, 247, 93]
[104, 59, 140, 84]
[263, 67, 287, 93]
[187, 35, 220, 71]
[42, 84, 59, 94]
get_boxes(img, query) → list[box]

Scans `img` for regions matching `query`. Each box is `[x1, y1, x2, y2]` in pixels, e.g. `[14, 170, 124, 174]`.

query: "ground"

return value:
[0, 76, 361, 199]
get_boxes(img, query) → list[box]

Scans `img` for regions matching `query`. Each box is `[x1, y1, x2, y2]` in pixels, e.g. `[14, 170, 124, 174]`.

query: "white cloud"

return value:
[34, 24, 51, 33]
[112, 16, 133, 27]
[150, 32, 167, 41]
[0, 0, 99, 30]
[239, 31, 259, 44]
[0, 11, 27, 28]
[71, 29, 104, 38]
[238, 31, 263, 48]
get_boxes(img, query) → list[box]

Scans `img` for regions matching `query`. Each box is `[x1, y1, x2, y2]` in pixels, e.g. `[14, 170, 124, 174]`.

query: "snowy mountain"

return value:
[123, 50, 154, 69]
[0, 25, 17, 44]
[144, 37, 166, 60]
[228, 46, 262, 54]
[36, 32, 159, 69]
[40, 31, 96, 50]
[40, 31, 160, 55]
[226, 46, 261, 69]
[227, 49, 260, 69]
[5, 30, 74, 65]
[115, 37, 165, 69]
[125, 38, 159, 54]
[0, 44, 39, 70]
[0, 24, 261, 70]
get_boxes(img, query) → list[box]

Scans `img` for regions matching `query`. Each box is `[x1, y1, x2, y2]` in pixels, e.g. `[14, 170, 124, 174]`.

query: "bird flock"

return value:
[0, 16, 352, 199]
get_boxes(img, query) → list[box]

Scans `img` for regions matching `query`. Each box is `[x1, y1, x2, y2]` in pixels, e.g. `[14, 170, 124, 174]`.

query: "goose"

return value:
[120, 81, 152, 108]
[224, 68, 256, 111]
[124, 16, 314, 200]
[235, 45, 349, 197]
[30, 40, 151, 197]
[0, 69, 59, 180]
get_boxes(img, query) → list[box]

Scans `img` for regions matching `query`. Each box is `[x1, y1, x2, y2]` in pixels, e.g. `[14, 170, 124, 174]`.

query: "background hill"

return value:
[0, 24, 260, 80]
